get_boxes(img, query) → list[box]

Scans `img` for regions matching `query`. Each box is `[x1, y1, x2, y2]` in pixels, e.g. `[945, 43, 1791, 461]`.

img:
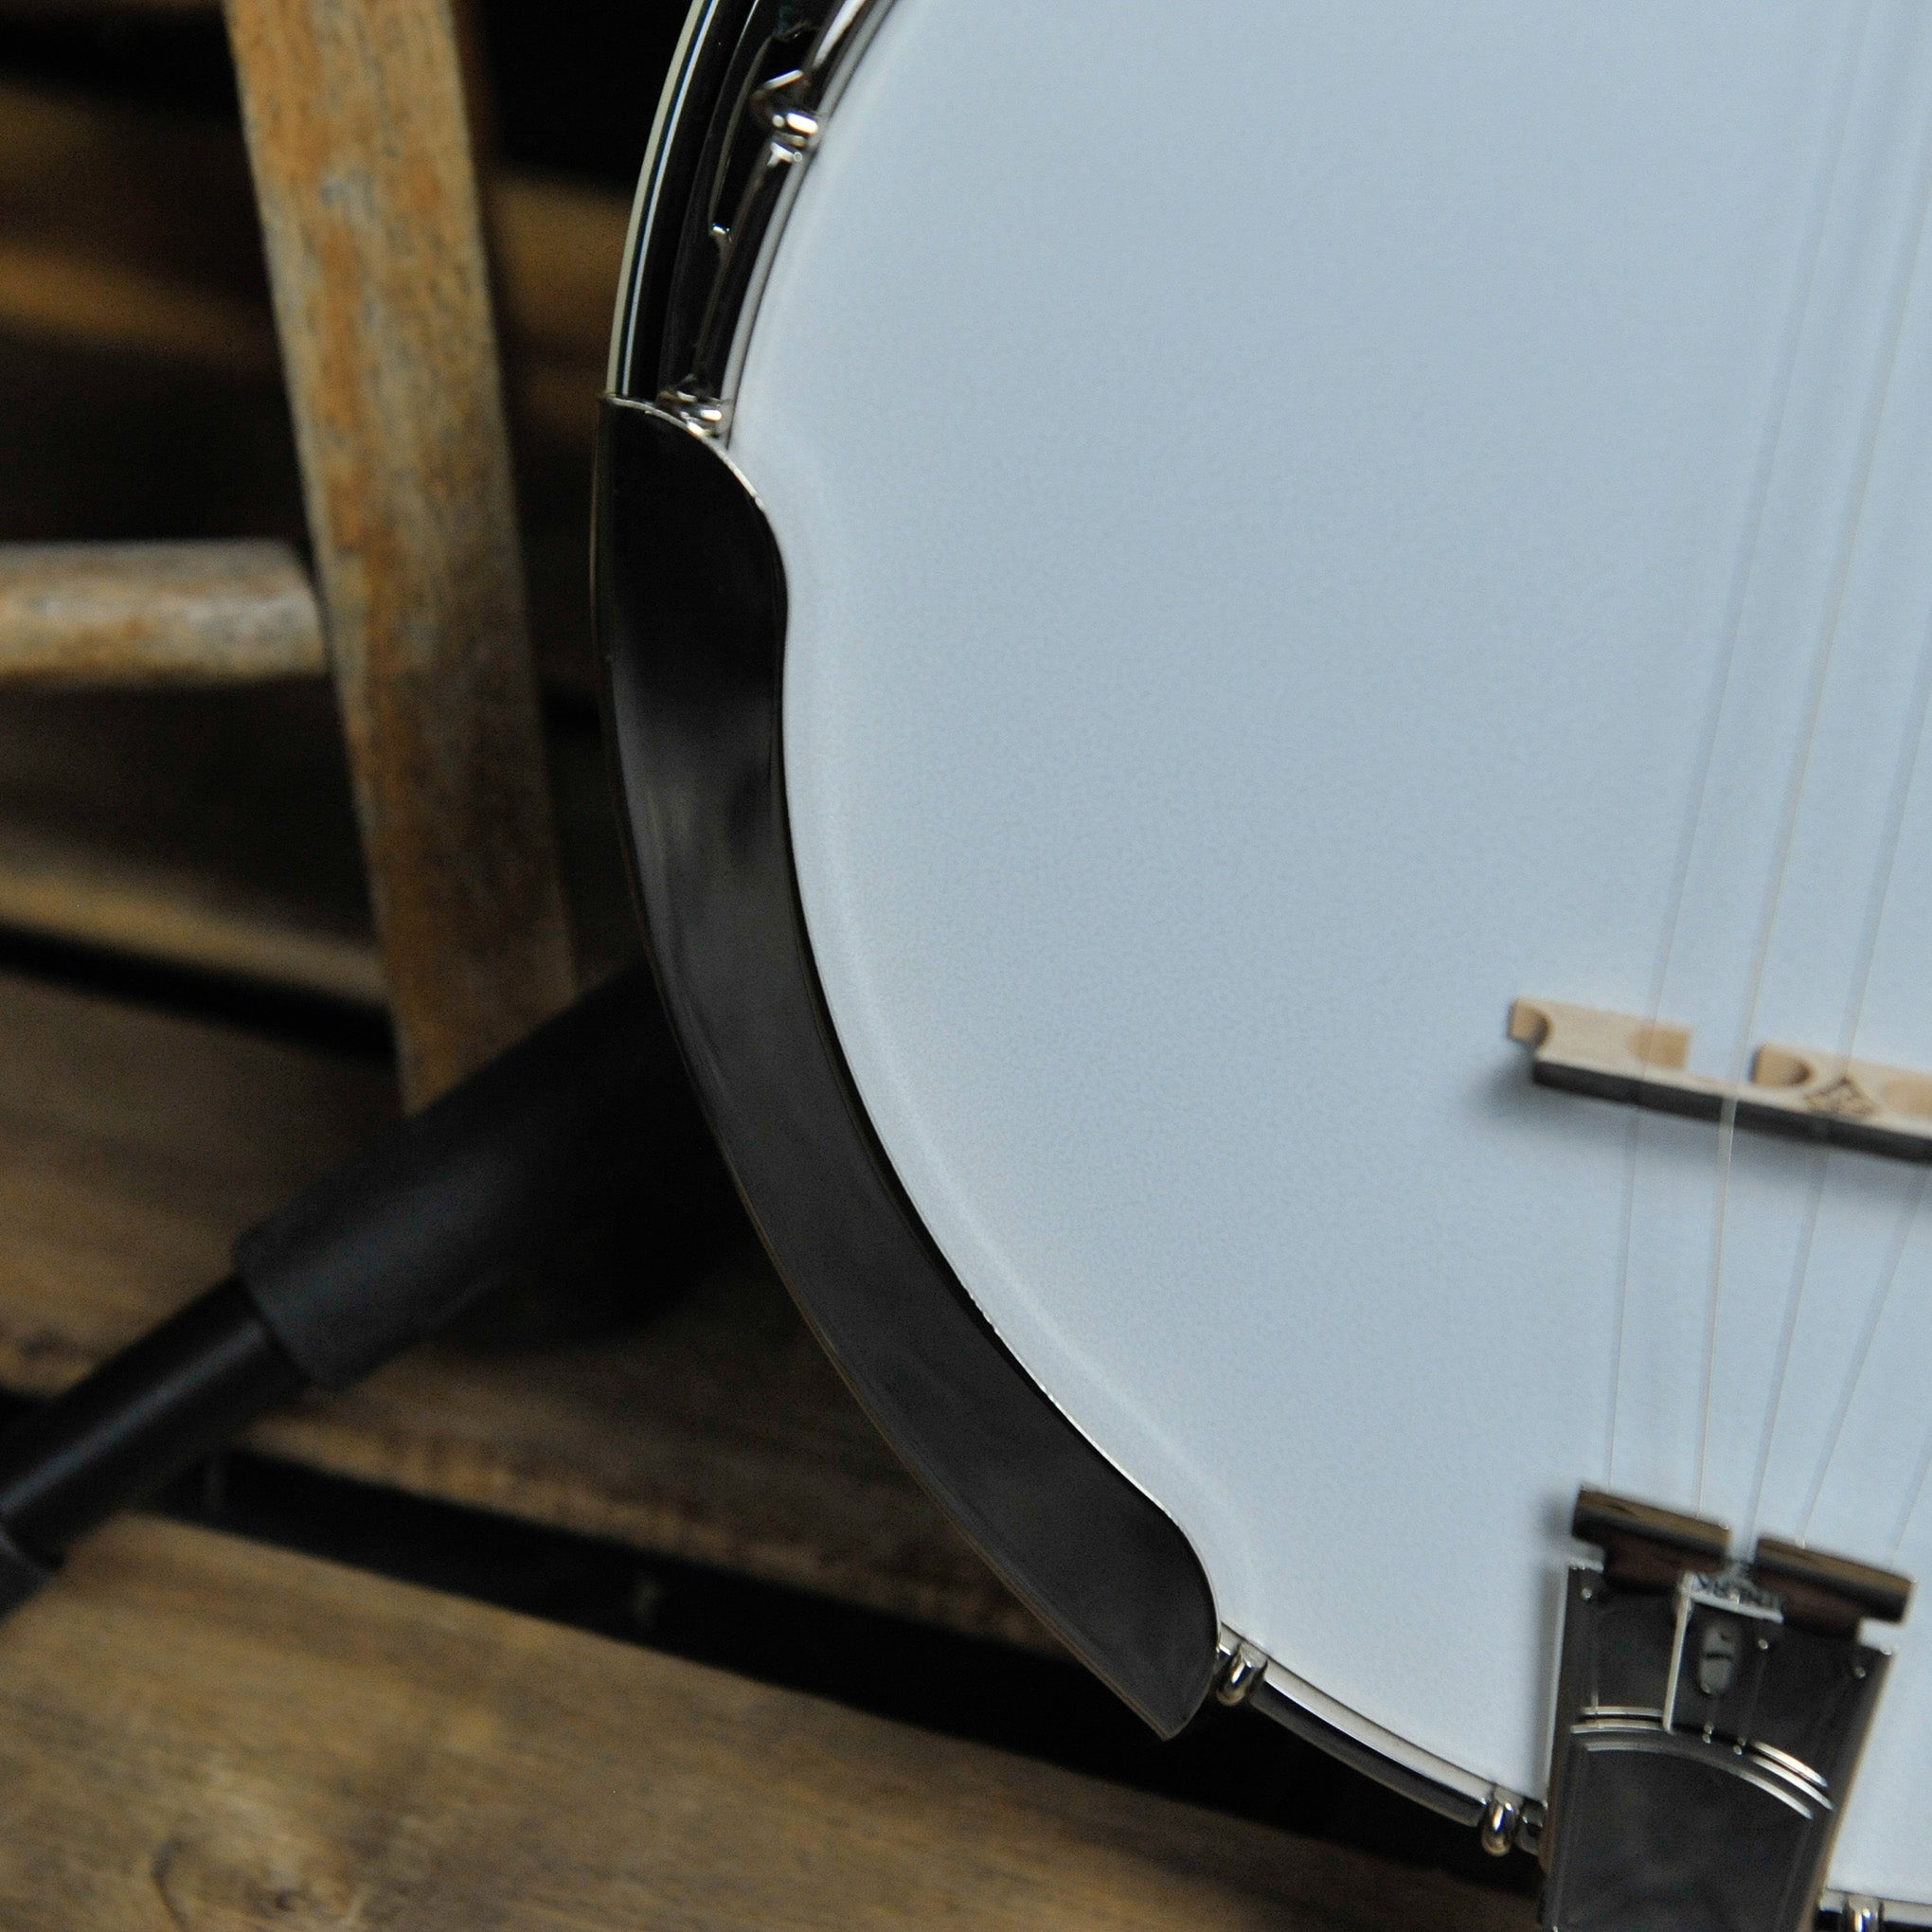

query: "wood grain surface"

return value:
[0, 966, 1046, 1644]
[0, 231, 278, 373]
[492, 168, 631, 442]
[0, 677, 636, 1010]
[0, 78, 626, 439]
[0, 539, 325, 686]
[0, 679, 385, 1005]
[0, 820, 384, 1004]
[0, 1514, 1534, 1932]
[225, 0, 573, 1102]
[0, 80, 267, 316]
[0, 971, 394, 1372]
[0, 0, 212, 12]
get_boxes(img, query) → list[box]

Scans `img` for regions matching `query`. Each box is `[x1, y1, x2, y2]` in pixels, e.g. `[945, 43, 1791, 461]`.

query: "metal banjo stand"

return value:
[0, 7, 1928, 1932]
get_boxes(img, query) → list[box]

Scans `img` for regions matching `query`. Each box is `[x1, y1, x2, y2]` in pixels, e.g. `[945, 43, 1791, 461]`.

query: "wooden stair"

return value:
[0, 1513, 1534, 1932]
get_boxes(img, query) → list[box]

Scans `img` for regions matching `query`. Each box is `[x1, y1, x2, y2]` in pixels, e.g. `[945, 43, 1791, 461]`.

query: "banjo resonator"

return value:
[1512, 999, 1932, 1163]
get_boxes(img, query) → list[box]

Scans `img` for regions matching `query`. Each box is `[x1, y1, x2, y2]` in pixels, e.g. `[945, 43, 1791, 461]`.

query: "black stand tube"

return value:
[0, 960, 731, 1613]
[0, 1280, 298, 1570]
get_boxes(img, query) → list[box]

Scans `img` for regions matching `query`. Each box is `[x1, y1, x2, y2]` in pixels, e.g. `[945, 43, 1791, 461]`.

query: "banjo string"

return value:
[1748, 591, 1932, 1546]
[1604, 0, 1876, 1487]
[1694, 66, 1932, 1516]
[1801, 1173, 1927, 1541]
[1888, 1368, 1932, 1557]
[1741, 1158, 1829, 1541]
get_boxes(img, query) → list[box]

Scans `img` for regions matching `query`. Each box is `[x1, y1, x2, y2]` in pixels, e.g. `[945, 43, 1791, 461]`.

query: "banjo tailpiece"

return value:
[1543, 1488, 1910, 1932]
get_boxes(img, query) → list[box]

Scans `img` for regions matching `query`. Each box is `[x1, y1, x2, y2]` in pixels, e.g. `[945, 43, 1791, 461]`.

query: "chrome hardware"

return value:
[656, 389, 734, 438]
[1540, 1487, 1910, 1932]
[1481, 1789, 1524, 1858]
[1844, 1898, 1886, 1932]
[1514, 1798, 1547, 1858]
[1214, 1632, 1266, 1706]
[1229, 1636, 1522, 1837]
[1478, 1788, 1544, 1857]
[750, 72, 822, 152]
[641, 0, 896, 438]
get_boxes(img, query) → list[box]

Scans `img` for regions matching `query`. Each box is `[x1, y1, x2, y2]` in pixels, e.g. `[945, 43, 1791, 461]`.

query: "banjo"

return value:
[593, 3, 1932, 1924]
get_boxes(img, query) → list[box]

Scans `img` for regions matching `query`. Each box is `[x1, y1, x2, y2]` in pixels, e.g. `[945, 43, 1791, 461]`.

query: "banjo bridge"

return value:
[1510, 999, 1932, 1163]
[1542, 1487, 1911, 1932]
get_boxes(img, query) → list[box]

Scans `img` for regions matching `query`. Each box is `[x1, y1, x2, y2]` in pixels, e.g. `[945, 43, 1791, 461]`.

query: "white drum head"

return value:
[612, 0, 1932, 1912]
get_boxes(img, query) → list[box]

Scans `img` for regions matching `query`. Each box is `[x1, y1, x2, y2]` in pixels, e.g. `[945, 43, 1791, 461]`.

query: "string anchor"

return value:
[1479, 1789, 1525, 1857]
[1213, 1631, 1266, 1707]
[1537, 1488, 1910, 1932]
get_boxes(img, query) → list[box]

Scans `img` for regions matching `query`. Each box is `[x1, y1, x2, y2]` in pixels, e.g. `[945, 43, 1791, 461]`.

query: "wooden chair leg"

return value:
[0, 542, 323, 688]
[224, 0, 573, 1106]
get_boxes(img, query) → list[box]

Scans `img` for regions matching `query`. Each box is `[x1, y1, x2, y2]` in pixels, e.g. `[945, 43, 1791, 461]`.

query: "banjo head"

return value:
[598, 1, 1932, 1918]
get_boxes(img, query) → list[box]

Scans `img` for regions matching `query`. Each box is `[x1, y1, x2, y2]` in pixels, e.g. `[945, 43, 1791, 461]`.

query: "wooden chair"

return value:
[0, 0, 573, 1107]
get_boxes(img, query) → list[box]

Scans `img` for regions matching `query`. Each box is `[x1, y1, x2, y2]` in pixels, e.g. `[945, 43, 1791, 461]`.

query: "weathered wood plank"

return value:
[0, 77, 288, 353]
[0, 78, 624, 443]
[0, 1516, 1533, 1932]
[0, 675, 634, 1008]
[0, 972, 394, 1375]
[0, 0, 213, 12]
[0, 540, 325, 686]
[0, 679, 385, 1006]
[225, 0, 575, 1104]
[492, 166, 630, 439]
[493, 172, 630, 368]
[0, 820, 384, 1004]
[0, 233, 279, 372]
[0, 966, 1043, 1643]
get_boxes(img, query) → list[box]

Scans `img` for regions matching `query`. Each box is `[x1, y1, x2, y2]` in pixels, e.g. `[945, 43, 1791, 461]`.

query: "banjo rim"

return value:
[596, 0, 1225, 1747]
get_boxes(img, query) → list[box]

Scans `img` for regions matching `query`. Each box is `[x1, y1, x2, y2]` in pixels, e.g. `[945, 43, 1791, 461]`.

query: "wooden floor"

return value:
[0, 966, 1041, 1645]
[0, 1514, 1532, 1932]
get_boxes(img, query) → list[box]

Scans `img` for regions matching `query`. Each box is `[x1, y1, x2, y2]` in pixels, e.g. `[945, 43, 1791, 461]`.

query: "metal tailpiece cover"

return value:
[1541, 1487, 1910, 1932]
